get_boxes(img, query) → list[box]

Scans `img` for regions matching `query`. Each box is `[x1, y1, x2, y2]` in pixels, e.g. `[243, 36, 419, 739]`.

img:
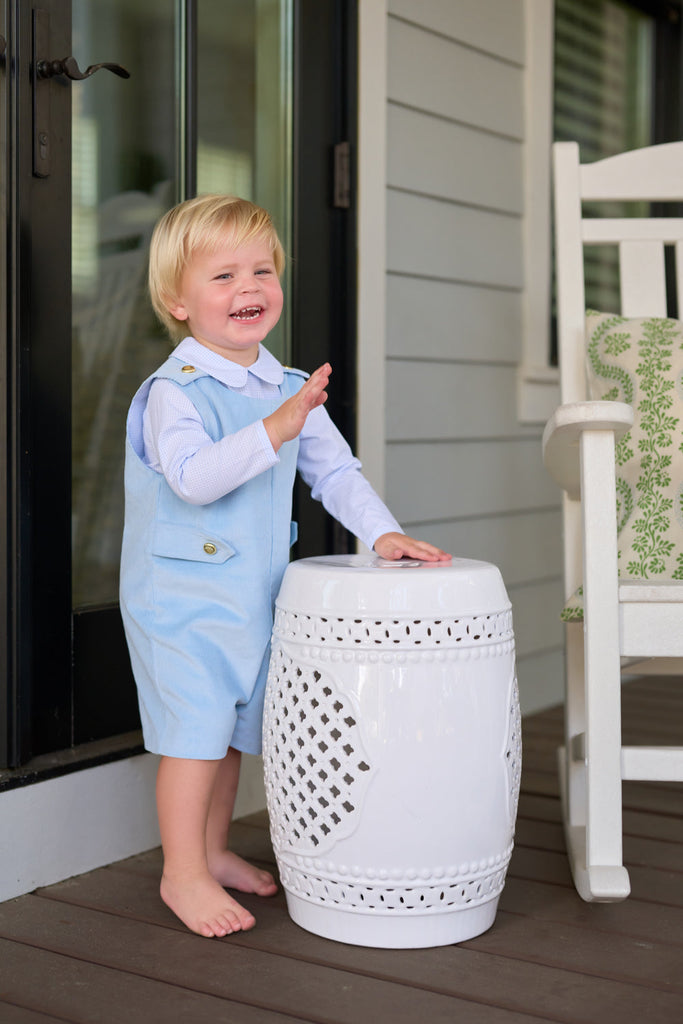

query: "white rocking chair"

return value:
[543, 141, 683, 902]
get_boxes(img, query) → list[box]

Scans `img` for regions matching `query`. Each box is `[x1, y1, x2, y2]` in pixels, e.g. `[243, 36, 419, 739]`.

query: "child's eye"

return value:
[216, 272, 233, 280]
[255, 268, 272, 276]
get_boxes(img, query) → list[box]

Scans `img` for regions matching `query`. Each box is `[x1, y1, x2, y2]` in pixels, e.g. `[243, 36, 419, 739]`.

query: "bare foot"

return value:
[160, 869, 257, 938]
[208, 849, 278, 897]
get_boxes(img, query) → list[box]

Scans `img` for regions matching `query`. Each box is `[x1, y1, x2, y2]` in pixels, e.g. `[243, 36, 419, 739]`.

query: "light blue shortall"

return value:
[119, 356, 305, 759]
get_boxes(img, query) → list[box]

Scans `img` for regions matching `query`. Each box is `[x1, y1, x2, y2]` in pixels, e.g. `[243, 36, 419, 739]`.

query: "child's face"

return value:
[168, 234, 283, 365]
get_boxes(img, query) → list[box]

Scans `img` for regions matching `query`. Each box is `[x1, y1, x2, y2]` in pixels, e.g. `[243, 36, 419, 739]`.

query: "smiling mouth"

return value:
[231, 306, 263, 321]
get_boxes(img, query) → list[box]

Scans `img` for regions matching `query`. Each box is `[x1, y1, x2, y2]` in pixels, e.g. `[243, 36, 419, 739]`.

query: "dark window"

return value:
[552, 0, 683, 351]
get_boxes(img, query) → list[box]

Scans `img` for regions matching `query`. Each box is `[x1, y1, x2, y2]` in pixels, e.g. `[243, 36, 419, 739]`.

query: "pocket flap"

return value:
[151, 522, 236, 564]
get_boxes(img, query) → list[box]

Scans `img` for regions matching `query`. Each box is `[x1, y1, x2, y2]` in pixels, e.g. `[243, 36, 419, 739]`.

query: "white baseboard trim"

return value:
[0, 754, 160, 902]
[0, 750, 269, 903]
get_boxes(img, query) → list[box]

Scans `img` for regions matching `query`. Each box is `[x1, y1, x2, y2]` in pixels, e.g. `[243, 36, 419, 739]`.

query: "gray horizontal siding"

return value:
[383, 3, 563, 709]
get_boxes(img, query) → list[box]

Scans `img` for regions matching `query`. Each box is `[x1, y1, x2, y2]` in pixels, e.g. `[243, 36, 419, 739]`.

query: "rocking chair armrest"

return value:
[542, 401, 634, 499]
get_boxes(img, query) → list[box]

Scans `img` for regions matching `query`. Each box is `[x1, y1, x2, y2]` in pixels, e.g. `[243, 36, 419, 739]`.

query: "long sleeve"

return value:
[142, 378, 278, 505]
[141, 338, 403, 548]
[297, 405, 403, 551]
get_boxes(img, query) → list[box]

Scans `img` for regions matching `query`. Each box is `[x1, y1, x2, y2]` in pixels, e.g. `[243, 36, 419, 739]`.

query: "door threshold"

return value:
[0, 731, 145, 792]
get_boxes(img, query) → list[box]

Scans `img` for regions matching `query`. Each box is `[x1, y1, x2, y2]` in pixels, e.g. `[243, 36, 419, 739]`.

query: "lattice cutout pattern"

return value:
[278, 862, 510, 912]
[506, 675, 522, 824]
[273, 608, 513, 650]
[264, 648, 373, 854]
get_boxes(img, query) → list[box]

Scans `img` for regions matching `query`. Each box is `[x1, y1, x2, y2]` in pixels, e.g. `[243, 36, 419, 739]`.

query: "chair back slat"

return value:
[579, 140, 683, 201]
[582, 218, 683, 243]
[619, 241, 667, 318]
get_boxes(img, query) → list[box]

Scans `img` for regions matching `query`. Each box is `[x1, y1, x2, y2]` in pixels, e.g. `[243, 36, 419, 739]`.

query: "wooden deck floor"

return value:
[0, 675, 681, 1023]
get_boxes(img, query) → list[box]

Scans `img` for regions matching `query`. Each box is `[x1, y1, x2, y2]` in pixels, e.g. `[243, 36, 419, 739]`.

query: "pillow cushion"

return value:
[561, 310, 683, 621]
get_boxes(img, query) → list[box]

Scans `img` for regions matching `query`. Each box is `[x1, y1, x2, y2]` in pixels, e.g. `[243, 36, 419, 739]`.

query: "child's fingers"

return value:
[306, 363, 331, 390]
[374, 532, 451, 562]
[299, 365, 330, 409]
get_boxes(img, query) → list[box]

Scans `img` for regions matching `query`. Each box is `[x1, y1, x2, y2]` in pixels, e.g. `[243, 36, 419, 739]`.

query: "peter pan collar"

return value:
[173, 337, 285, 388]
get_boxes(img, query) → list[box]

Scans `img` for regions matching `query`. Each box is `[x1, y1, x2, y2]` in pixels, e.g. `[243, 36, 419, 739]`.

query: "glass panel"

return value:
[197, 0, 292, 362]
[72, 0, 293, 610]
[71, 0, 176, 609]
[554, 0, 653, 161]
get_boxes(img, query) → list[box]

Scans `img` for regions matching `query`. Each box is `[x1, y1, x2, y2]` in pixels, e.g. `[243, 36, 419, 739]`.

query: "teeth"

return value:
[232, 306, 262, 320]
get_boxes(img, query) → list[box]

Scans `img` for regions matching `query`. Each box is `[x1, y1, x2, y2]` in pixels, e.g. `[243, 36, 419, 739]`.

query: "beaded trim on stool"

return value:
[277, 856, 512, 913]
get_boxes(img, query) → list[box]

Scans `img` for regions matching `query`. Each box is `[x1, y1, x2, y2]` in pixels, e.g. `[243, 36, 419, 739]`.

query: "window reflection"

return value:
[71, 0, 292, 610]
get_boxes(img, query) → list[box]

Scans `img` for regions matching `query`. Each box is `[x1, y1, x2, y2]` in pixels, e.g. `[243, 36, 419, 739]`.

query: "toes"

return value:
[256, 881, 277, 897]
[233, 908, 256, 932]
[216, 904, 254, 935]
[257, 874, 278, 897]
[239, 911, 256, 931]
[212, 916, 234, 937]
[219, 911, 241, 933]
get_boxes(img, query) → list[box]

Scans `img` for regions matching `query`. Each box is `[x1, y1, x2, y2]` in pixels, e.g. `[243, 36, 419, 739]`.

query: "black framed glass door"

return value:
[1, 0, 357, 773]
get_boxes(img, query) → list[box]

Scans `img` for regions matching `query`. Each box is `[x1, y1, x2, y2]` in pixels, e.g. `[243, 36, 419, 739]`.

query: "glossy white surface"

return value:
[264, 556, 520, 947]
[275, 554, 511, 618]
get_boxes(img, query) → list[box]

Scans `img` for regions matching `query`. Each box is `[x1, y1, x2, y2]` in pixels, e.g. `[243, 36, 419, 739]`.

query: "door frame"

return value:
[0, 0, 359, 777]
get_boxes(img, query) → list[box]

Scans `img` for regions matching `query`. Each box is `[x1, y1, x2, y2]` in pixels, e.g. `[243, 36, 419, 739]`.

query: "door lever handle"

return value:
[37, 56, 130, 81]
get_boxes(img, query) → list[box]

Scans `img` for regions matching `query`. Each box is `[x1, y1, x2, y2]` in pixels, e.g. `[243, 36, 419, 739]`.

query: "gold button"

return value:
[181, 364, 196, 373]
[203, 542, 217, 555]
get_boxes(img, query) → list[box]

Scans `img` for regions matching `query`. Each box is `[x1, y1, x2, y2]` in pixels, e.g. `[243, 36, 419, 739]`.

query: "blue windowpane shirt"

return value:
[142, 338, 402, 551]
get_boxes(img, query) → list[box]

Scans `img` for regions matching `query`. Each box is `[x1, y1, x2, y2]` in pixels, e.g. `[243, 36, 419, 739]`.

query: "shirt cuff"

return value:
[255, 417, 278, 461]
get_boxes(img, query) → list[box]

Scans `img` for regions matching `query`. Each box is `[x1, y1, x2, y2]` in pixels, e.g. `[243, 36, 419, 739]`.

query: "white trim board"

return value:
[0, 749, 270, 901]
[0, 751, 267, 903]
[356, 0, 388, 498]
[518, 0, 559, 423]
[0, 754, 160, 902]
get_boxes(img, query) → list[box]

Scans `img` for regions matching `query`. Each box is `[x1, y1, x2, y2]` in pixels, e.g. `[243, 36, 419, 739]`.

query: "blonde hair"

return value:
[148, 194, 286, 342]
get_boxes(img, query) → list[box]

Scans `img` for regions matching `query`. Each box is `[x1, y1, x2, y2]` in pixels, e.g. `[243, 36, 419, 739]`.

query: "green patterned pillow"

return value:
[561, 310, 683, 621]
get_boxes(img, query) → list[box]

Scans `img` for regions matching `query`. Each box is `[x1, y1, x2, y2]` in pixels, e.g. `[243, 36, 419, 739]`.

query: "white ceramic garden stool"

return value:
[262, 555, 521, 949]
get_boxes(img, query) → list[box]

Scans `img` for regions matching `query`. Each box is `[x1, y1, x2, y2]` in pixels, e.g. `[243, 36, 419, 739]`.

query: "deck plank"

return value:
[508, 845, 683, 907]
[0, 1005, 66, 1024]
[466, 909, 683, 992]
[0, 899, 543, 1024]
[514, 816, 683, 873]
[8, 886, 683, 1024]
[499, 876, 683, 945]
[0, 673, 681, 1022]
[0, 938, 306, 1024]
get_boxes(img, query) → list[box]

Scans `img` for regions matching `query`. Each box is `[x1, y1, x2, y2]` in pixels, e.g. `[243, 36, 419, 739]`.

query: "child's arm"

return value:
[143, 380, 280, 504]
[294, 368, 451, 562]
[142, 364, 331, 505]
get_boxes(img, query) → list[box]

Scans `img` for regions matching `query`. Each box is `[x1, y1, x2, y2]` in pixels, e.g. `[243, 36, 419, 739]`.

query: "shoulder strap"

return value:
[282, 365, 309, 380]
[153, 356, 211, 387]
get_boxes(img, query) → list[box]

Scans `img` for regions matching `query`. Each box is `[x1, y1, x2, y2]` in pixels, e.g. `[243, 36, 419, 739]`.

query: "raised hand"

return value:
[264, 363, 331, 451]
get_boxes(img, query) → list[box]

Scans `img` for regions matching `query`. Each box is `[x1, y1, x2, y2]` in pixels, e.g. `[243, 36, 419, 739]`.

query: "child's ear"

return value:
[167, 299, 189, 321]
